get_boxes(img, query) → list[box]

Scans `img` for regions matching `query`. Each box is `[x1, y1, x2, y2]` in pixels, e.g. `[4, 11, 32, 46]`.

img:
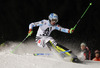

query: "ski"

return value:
[33, 53, 51, 56]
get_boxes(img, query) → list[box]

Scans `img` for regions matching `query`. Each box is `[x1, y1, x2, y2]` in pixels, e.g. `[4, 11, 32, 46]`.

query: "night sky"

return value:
[0, 0, 100, 51]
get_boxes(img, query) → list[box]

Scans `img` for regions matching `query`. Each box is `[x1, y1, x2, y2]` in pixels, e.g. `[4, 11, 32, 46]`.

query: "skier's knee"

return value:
[46, 41, 52, 46]
[47, 41, 57, 46]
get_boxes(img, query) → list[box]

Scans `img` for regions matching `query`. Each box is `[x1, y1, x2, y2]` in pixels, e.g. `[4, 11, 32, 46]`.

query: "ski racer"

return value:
[28, 13, 80, 62]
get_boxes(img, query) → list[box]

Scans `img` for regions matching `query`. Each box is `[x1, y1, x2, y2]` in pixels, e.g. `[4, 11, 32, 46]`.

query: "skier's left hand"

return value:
[69, 27, 75, 34]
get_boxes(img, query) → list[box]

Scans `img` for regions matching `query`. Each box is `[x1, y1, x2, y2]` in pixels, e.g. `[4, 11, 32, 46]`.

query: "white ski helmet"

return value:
[48, 13, 58, 24]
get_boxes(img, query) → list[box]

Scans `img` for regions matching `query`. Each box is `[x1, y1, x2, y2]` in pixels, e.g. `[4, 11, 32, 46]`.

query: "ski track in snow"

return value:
[0, 40, 100, 68]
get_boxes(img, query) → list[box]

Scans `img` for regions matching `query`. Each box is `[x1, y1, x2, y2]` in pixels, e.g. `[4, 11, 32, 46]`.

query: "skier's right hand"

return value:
[28, 29, 33, 36]
[69, 28, 75, 34]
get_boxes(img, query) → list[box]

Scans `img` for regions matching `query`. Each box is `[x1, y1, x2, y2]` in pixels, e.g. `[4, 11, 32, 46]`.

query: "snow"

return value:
[0, 40, 100, 68]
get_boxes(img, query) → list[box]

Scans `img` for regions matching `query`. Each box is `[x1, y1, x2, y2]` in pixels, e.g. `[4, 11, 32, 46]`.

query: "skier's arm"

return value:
[29, 21, 43, 30]
[55, 25, 74, 34]
[28, 20, 43, 36]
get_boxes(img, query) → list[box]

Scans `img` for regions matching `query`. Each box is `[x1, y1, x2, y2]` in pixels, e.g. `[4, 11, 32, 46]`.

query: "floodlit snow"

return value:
[0, 40, 100, 68]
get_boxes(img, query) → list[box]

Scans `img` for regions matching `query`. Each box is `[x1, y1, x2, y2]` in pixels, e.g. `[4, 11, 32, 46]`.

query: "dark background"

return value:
[0, 0, 100, 58]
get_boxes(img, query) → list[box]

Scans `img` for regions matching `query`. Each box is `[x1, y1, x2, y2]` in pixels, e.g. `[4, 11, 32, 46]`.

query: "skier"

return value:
[80, 43, 91, 60]
[28, 13, 79, 62]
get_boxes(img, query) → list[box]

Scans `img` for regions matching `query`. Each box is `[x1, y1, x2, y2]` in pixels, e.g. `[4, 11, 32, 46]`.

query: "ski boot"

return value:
[71, 56, 82, 63]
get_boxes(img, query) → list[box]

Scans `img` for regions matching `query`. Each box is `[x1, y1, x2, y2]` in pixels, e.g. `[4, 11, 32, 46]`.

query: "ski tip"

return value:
[34, 54, 38, 56]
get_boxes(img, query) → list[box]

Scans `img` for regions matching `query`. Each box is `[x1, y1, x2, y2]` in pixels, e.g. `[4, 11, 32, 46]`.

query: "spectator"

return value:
[80, 42, 91, 60]
[92, 50, 100, 61]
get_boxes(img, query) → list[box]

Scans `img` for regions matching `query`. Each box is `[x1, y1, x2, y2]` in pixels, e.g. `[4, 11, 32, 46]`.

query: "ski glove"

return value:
[69, 27, 75, 34]
[28, 29, 33, 36]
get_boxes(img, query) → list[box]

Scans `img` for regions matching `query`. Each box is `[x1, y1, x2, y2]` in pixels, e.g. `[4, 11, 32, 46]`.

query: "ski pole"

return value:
[11, 31, 33, 53]
[73, 3, 92, 29]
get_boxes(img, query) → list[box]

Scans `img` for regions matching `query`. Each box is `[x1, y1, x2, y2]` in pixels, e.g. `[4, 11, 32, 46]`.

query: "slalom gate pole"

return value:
[73, 3, 92, 29]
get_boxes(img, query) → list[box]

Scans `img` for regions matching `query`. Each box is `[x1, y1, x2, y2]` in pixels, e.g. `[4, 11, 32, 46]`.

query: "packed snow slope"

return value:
[0, 40, 100, 68]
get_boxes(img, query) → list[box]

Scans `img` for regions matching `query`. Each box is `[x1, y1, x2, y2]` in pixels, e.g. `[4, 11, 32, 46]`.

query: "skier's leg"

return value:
[45, 36, 57, 50]
[35, 36, 47, 48]
[46, 39, 76, 57]
[50, 42, 81, 62]
[54, 43, 77, 58]
[35, 36, 56, 48]
[46, 41, 52, 51]
[36, 36, 81, 62]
